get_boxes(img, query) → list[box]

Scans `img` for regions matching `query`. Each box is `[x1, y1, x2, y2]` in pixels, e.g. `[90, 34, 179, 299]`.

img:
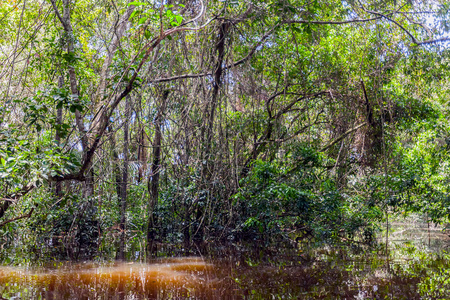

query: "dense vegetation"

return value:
[0, 0, 450, 261]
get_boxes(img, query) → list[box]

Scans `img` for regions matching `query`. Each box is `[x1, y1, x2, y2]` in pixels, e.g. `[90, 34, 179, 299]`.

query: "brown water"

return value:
[2, 218, 448, 299]
[0, 257, 218, 299]
[0, 253, 423, 299]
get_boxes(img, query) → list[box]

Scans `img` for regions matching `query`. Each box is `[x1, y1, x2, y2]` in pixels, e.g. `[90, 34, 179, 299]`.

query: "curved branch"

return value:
[178, 0, 205, 27]
[225, 25, 277, 70]
[363, 9, 450, 45]
[147, 16, 382, 83]
[364, 9, 419, 44]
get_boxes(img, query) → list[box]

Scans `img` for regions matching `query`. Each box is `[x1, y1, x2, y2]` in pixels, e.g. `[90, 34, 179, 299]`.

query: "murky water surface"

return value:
[0, 252, 424, 299]
[1, 221, 448, 299]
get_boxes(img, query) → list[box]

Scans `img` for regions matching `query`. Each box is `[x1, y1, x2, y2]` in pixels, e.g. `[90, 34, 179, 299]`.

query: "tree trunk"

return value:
[137, 126, 148, 183]
[55, 75, 64, 197]
[118, 96, 130, 260]
[195, 21, 229, 242]
[147, 90, 169, 254]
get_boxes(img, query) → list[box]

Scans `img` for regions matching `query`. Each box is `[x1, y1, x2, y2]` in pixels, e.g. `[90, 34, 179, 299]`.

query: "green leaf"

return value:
[175, 15, 183, 25]
[138, 16, 147, 25]
[128, 1, 147, 6]
[0, 157, 5, 167]
[166, 9, 174, 17]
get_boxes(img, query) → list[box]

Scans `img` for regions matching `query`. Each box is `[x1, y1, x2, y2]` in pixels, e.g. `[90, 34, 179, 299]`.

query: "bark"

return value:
[51, 0, 88, 151]
[137, 126, 148, 183]
[240, 92, 328, 177]
[0, 184, 34, 221]
[109, 126, 122, 206]
[320, 123, 367, 152]
[203, 21, 229, 176]
[147, 90, 169, 251]
[95, 6, 135, 104]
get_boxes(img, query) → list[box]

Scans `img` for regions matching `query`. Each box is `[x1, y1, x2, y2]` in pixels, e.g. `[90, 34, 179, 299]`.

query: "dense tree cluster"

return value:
[0, 0, 449, 259]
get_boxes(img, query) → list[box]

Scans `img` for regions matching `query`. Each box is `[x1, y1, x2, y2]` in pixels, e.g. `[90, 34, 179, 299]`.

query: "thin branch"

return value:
[415, 37, 450, 45]
[365, 9, 419, 43]
[148, 15, 384, 83]
[225, 25, 277, 69]
[320, 123, 367, 152]
[282, 17, 381, 25]
[148, 72, 211, 83]
[147, 25, 275, 83]
[95, 4, 135, 103]
[49, 0, 66, 29]
[178, 0, 205, 27]
[400, 12, 432, 38]
[0, 208, 34, 228]
[363, 9, 450, 45]
[0, 198, 17, 204]
[275, 92, 327, 120]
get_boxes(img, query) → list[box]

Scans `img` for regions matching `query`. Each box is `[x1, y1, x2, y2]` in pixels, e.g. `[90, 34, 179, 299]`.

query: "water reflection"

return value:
[0, 258, 218, 299]
[0, 253, 424, 299]
[2, 219, 447, 298]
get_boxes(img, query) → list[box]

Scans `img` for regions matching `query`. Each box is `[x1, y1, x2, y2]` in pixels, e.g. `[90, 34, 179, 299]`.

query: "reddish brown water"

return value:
[2, 219, 447, 298]
[0, 257, 220, 299]
[0, 254, 423, 299]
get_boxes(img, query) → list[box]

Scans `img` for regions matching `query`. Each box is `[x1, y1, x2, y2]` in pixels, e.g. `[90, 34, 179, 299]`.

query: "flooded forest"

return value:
[1, 0, 450, 298]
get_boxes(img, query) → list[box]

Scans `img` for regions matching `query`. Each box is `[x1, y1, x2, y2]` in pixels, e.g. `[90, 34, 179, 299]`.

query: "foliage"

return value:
[393, 247, 450, 299]
[233, 144, 381, 245]
[1, 0, 450, 260]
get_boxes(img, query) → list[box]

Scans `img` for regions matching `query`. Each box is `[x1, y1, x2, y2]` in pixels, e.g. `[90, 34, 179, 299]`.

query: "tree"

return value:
[0, 0, 449, 258]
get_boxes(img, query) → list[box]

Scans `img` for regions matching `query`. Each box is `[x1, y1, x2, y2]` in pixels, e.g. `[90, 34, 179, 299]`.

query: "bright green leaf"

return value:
[128, 1, 147, 6]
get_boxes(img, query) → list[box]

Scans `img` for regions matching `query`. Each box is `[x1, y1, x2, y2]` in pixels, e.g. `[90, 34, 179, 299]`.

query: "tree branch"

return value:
[0, 208, 34, 228]
[225, 25, 277, 70]
[147, 15, 385, 84]
[362, 9, 450, 45]
[54, 0, 212, 182]
[283, 17, 382, 25]
[49, 0, 66, 29]
[148, 72, 211, 83]
[320, 122, 367, 152]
